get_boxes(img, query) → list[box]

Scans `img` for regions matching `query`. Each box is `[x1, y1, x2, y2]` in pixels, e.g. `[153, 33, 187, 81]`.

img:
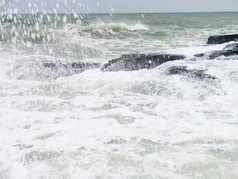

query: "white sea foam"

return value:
[1, 13, 238, 178]
[1, 59, 238, 178]
[64, 22, 149, 34]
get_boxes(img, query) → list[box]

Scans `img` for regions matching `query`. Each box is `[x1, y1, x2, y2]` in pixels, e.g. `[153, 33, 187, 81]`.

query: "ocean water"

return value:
[0, 12, 238, 179]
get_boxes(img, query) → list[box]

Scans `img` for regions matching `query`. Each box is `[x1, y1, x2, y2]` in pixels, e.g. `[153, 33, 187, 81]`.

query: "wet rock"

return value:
[40, 62, 101, 79]
[193, 53, 205, 58]
[194, 43, 238, 59]
[10, 62, 101, 81]
[167, 66, 216, 80]
[209, 49, 238, 59]
[43, 62, 101, 71]
[101, 53, 185, 72]
[207, 34, 238, 44]
[222, 43, 238, 51]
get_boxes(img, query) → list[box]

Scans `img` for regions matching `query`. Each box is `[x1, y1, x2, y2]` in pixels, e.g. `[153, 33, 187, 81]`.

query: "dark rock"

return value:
[43, 62, 101, 71]
[194, 43, 238, 59]
[194, 53, 205, 58]
[101, 53, 185, 72]
[209, 49, 238, 59]
[207, 34, 238, 44]
[167, 66, 216, 80]
[41, 62, 101, 78]
[209, 43, 238, 59]
[10, 62, 101, 81]
[222, 43, 238, 51]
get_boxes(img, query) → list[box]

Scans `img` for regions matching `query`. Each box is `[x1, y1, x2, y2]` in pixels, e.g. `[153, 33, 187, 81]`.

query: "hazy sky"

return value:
[1, 0, 238, 13]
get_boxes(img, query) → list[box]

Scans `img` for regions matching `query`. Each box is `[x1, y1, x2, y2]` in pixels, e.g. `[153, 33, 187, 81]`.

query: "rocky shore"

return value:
[12, 34, 238, 80]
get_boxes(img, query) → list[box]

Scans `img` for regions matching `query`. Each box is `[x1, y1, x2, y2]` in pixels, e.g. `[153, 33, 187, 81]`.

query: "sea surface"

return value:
[0, 12, 238, 179]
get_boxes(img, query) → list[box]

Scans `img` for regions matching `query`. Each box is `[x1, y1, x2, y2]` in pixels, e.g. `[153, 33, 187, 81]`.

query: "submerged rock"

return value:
[101, 53, 185, 72]
[222, 43, 238, 51]
[194, 43, 238, 59]
[167, 66, 216, 80]
[209, 50, 238, 60]
[40, 62, 101, 79]
[206, 34, 238, 44]
[10, 62, 101, 81]
[43, 62, 101, 71]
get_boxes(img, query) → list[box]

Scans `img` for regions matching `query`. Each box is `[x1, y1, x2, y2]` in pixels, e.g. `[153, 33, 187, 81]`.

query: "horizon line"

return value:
[1, 10, 238, 15]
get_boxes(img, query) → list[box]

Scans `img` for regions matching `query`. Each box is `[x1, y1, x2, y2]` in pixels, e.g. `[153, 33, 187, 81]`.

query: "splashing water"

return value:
[0, 12, 238, 179]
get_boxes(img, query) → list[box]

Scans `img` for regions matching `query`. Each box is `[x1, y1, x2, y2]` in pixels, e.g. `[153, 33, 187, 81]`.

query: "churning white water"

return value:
[0, 12, 238, 178]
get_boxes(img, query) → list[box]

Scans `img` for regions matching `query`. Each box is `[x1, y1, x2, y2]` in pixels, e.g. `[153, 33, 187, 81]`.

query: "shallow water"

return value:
[0, 12, 238, 179]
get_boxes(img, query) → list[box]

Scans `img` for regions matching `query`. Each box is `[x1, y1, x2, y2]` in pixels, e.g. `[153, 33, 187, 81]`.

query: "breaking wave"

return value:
[58, 22, 149, 39]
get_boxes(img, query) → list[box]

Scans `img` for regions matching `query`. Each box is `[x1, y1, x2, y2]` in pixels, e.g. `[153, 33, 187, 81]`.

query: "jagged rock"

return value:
[10, 62, 101, 81]
[167, 66, 216, 80]
[194, 43, 238, 59]
[194, 53, 205, 58]
[222, 43, 238, 51]
[43, 62, 101, 71]
[101, 53, 185, 72]
[207, 34, 238, 44]
[209, 49, 238, 59]
[40, 62, 101, 79]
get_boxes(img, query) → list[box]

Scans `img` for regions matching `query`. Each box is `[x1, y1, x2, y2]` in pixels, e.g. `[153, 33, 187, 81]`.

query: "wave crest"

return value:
[61, 22, 149, 39]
